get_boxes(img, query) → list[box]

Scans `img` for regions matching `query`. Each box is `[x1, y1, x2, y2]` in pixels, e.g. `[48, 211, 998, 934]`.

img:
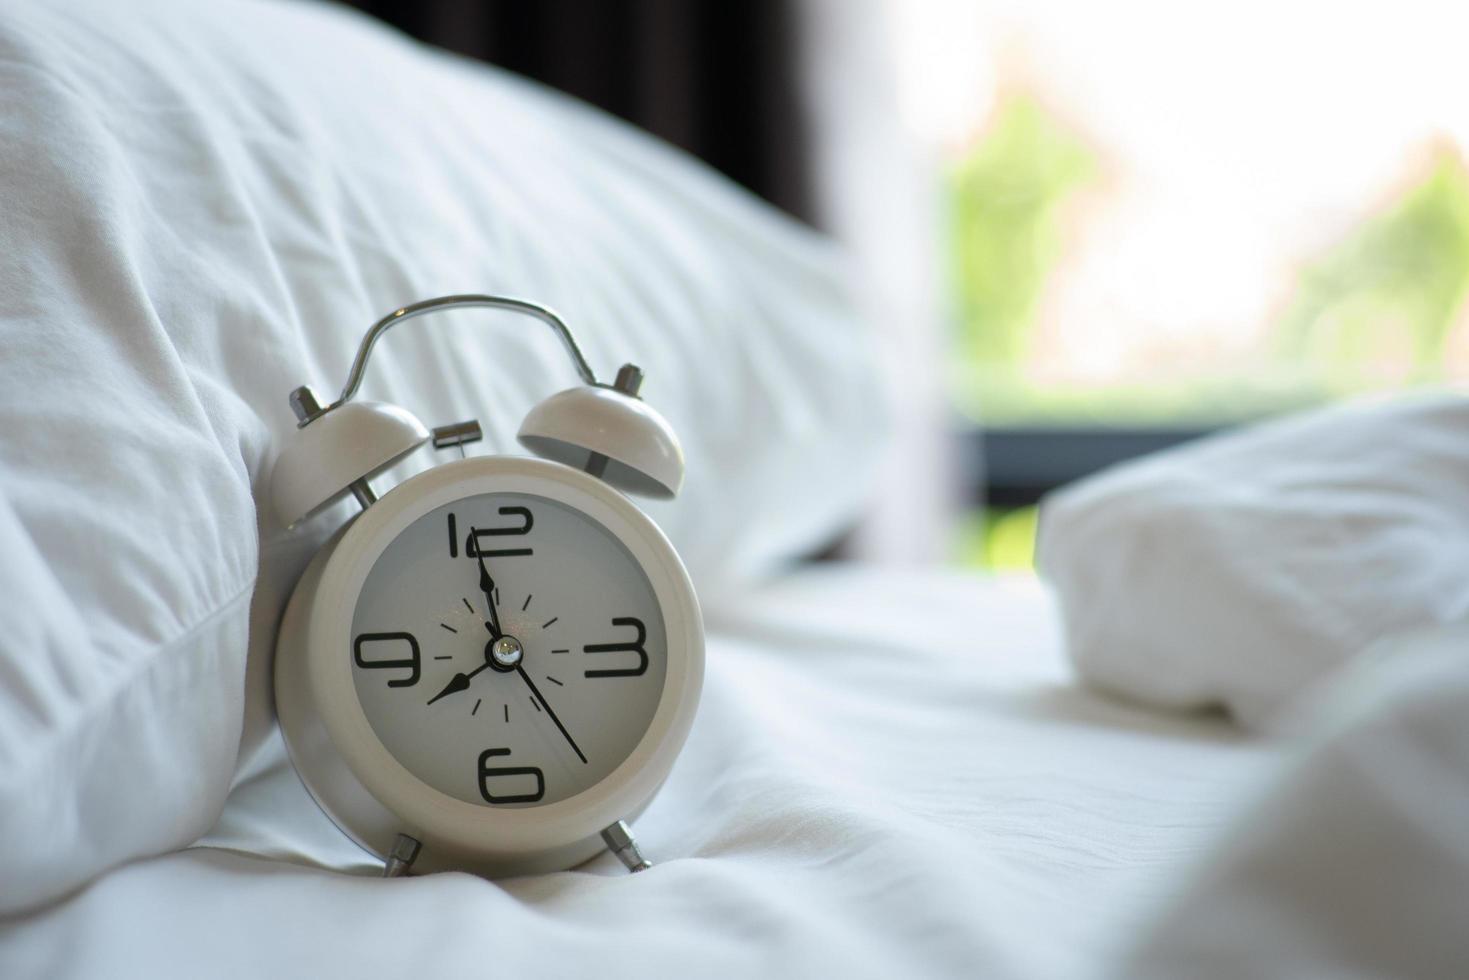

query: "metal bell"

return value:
[270, 388, 429, 527]
[518, 365, 684, 499]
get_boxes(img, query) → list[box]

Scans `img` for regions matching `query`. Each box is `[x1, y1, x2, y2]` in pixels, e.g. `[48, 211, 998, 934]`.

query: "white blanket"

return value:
[0, 569, 1275, 979]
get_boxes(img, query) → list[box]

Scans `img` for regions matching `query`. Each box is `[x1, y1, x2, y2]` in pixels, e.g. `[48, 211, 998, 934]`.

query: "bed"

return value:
[0, 569, 1276, 978]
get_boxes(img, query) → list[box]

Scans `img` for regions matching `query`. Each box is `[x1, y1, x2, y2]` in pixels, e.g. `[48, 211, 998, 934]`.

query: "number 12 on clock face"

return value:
[447, 507, 532, 560]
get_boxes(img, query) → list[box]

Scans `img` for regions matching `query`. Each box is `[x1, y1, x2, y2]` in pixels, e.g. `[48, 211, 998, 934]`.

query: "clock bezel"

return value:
[296, 454, 702, 871]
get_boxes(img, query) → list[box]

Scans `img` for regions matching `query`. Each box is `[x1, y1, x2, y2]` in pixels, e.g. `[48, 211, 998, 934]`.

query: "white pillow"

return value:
[1038, 392, 1469, 732]
[0, 0, 881, 914]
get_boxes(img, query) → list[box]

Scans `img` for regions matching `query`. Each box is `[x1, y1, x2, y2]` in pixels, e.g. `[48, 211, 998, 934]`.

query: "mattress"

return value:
[0, 568, 1276, 978]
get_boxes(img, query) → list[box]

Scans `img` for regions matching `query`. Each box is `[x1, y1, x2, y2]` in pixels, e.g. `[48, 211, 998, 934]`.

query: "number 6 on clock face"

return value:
[478, 748, 545, 804]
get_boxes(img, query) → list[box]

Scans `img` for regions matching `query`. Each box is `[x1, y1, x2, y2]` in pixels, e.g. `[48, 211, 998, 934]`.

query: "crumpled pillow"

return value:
[1038, 391, 1469, 731]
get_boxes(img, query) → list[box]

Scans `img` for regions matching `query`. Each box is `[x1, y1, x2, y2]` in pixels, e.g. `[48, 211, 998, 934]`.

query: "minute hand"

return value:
[516, 666, 588, 765]
[470, 529, 503, 639]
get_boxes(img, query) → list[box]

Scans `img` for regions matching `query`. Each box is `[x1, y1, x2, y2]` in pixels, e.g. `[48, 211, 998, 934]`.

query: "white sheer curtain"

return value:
[796, 0, 961, 563]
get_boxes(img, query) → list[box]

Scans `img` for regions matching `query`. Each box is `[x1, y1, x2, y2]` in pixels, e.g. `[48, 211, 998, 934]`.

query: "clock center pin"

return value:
[489, 635, 524, 671]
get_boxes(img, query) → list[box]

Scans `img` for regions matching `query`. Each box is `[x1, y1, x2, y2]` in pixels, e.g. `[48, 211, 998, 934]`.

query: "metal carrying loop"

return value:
[325, 294, 599, 414]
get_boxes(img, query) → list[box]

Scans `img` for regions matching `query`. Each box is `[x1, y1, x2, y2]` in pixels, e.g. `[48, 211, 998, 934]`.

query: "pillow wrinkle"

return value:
[0, 580, 257, 793]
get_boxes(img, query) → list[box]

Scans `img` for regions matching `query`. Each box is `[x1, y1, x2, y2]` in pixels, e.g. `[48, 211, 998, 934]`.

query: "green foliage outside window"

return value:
[950, 95, 1095, 368]
[955, 507, 1040, 571]
[949, 95, 1469, 569]
[1276, 147, 1469, 386]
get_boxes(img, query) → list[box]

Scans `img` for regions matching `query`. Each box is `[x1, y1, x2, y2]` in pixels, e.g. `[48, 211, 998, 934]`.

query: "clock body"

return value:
[273, 454, 703, 877]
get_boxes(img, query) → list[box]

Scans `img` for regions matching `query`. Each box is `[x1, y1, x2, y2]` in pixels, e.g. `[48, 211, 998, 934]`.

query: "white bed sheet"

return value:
[0, 569, 1276, 979]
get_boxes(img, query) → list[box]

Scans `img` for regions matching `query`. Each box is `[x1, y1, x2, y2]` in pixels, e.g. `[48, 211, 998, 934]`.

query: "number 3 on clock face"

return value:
[348, 491, 669, 809]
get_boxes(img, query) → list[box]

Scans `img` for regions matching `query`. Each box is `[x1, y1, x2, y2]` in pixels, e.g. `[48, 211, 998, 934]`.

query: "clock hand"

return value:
[426, 661, 491, 706]
[470, 529, 503, 639]
[514, 665, 588, 765]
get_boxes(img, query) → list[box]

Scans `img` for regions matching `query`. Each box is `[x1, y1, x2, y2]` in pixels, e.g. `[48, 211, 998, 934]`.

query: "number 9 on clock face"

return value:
[350, 493, 668, 808]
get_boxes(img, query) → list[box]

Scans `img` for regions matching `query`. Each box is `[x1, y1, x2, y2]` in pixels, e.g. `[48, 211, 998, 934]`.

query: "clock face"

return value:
[349, 491, 668, 808]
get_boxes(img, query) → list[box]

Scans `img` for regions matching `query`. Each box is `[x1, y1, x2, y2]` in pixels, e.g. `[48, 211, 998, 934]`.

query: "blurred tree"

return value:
[1276, 147, 1469, 387]
[951, 94, 1095, 366]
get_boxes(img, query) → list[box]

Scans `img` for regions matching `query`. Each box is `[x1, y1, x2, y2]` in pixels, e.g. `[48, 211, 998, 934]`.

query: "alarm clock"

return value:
[270, 294, 703, 879]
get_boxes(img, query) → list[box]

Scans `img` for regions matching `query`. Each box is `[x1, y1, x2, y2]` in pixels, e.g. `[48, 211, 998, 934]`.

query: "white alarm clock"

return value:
[269, 295, 703, 879]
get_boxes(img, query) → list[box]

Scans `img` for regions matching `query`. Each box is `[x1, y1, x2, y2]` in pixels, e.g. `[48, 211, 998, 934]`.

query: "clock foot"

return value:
[382, 833, 422, 878]
[601, 820, 652, 873]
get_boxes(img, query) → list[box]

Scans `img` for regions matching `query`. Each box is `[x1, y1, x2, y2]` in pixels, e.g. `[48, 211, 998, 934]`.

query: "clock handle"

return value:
[298, 294, 598, 424]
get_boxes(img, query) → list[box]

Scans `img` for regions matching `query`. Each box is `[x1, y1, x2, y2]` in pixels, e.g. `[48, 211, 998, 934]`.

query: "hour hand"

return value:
[426, 671, 472, 706]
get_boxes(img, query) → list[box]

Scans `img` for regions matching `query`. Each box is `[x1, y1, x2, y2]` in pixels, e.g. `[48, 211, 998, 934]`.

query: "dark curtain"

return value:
[343, 0, 813, 225]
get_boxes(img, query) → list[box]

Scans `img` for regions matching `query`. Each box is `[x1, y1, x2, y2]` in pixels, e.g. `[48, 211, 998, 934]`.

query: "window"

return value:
[888, 2, 1469, 568]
